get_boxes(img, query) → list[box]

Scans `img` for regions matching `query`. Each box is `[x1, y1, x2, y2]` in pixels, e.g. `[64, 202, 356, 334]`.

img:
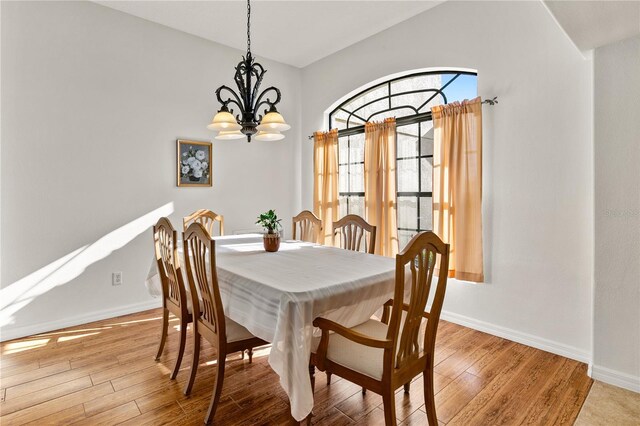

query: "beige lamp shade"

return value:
[254, 130, 285, 141]
[215, 130, 245, 140]
[207, 110, 241, 131]
[256, 111, 290, 132]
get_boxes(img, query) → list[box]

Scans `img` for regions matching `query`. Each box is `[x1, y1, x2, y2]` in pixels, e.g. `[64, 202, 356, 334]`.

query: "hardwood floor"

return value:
[0, 309, 592, 425]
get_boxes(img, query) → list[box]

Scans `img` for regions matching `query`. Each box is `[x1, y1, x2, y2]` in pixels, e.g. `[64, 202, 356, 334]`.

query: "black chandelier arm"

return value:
[251, 61, 265, 77]
[250, 63, 266, 105]
[253, 86, 282, 117]
[215, 85, 246, 115]
[234, 60, 250, 103]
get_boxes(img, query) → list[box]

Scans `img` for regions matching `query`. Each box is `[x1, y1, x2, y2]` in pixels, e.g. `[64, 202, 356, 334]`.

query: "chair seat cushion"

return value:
[314, 319, 389, 380]
[225, 316, 257, 342]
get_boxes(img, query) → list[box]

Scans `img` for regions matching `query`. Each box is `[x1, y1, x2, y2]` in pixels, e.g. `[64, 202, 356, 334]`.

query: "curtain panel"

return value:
[313, 129, 339, 246]
[364, 118, 399, 257]
[431, 97, 484, 282]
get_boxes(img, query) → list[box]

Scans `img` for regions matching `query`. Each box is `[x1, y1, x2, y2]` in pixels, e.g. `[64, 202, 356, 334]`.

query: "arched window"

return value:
[329, 70, 477, 249]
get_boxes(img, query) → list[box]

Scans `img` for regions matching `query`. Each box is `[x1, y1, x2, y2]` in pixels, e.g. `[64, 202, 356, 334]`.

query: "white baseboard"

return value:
[590, 364, 640, 393]
[440, 310, 591, 363]
[0, 299, 162, 342]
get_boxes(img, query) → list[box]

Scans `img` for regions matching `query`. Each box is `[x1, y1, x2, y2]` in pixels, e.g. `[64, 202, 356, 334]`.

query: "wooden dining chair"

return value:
[312, 231, 450, 426]
[182, 222, 267, 425]
[292, 210, 322, 243]
[333, 214, 377, 254]
[152, 217, 191, 380]
[183, 209, 224, 237]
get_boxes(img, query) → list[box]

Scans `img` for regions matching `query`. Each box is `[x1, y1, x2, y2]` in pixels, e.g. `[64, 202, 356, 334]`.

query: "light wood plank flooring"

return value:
[0, 308, 593, 425]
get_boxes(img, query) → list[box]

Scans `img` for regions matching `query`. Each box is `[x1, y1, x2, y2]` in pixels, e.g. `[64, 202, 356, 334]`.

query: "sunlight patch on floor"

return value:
[57, 331, 102, 343]
[104, 316, 167, 326]
[2, 338, 50, 355]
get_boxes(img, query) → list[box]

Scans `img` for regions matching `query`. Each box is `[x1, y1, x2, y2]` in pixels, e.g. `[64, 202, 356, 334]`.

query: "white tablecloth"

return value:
[146, 234, 397, 421]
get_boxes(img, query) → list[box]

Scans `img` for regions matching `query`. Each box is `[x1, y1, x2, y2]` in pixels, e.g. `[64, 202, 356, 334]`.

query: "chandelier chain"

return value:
[246, 0, 251, 55]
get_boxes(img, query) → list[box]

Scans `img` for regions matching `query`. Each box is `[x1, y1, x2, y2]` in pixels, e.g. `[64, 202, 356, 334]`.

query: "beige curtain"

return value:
[431, 97, 484, 282]
[313, 129, 339, 245]
[364, 118, 399, 257]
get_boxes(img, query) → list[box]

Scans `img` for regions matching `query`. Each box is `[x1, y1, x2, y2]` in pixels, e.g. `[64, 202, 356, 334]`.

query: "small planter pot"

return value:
[263, 233, 280, 252]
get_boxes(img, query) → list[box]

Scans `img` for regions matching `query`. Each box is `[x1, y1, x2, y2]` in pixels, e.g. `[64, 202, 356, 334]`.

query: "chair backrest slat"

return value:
[387, 232, 449, 371]
[332, 214, 377, 254]
[153, 217, 188, 311]
[183, 209, 224, 237]
[292, 210, 322, 243]
[183, 222, 226, 338]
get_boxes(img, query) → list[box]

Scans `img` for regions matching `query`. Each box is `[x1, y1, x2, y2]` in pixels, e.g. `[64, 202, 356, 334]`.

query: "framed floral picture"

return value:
[176, 139, 212, 187]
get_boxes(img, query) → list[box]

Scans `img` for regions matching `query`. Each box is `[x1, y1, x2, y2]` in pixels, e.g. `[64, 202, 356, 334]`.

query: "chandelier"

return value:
[207, 0, 290, 142]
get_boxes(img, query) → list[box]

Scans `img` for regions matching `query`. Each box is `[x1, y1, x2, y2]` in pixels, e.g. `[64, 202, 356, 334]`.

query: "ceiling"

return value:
[94, 1, 443, 68]
[94, 1, 640, 67]
[544, 0, 640, 52]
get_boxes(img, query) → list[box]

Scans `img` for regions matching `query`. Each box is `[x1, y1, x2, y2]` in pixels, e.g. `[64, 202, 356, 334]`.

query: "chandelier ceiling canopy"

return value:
[208, 0, 289, 142]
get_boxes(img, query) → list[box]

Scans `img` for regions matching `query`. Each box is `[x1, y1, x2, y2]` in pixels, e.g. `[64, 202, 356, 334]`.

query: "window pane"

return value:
[397, 196, 418, 230]
[390, 74, 443, 97]
[397, 124, 418, 158]
[421, 158, 433, 192]
[359, 98, 390, 122]
[420, 122, 434, 155]
[397, 159, 419, 192]
[348, 134, 364, 163]
[338, 138, 349, 164]
[333, 110, 365, 129]
[350, 164, 364, 193]
[348, 196, 364, 218]
[398, 123, 419, 137]
[331, 110, 350, 130]
[441, 74, 478, 103]
[339, 165, 348, 193]
[339, 195, 348, 219]
[419, 197, 433, 231]
[342, 84, 389, 113]
[390, 92, 431, 112]
[391, 74, 444, 112]
[398, 230, 415, 252]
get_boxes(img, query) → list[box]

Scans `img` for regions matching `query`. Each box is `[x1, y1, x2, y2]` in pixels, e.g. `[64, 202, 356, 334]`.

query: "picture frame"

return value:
[176, 139, 213, 187]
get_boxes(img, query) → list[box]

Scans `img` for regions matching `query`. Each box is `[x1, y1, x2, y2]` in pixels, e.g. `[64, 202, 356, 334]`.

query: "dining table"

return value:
[145, 233, 398, 422]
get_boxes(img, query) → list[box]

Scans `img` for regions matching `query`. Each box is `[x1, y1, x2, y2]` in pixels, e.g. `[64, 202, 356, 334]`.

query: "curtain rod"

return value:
[306, 96, 498, 140]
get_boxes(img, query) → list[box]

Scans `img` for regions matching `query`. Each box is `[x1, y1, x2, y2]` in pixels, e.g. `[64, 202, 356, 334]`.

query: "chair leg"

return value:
[155, 308, 169, 361]
[170, 317, 187, 380]
[204, 351, 226, 425]
[382, 389, 397, 426]
[423, 366, 437, 425]
[248, 348, 253, 363]
[404, 382, 411, 393]
[362, 387, 367, 395]
[326, 372, 332, 385]
[183, 332, 200, 395]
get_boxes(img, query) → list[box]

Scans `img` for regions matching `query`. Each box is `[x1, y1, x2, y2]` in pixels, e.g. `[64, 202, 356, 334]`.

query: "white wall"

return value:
[300, 1, 594, 361]
[593, 35, 640, 391]
[0, 1, 301, 340]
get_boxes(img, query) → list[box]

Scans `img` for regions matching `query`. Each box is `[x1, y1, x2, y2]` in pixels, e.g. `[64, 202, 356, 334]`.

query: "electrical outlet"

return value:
[112, 272, 123, 286]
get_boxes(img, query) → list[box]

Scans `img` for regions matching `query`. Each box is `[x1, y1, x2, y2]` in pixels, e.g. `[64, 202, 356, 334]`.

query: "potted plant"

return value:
[256, 209, 282, 252]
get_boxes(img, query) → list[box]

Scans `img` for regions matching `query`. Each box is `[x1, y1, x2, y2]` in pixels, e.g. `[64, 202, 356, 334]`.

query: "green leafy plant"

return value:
[256, 209, 282, 235]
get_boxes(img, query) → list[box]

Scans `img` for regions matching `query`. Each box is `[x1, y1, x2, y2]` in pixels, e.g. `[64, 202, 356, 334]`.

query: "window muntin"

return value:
[332, 71, 477, 250]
